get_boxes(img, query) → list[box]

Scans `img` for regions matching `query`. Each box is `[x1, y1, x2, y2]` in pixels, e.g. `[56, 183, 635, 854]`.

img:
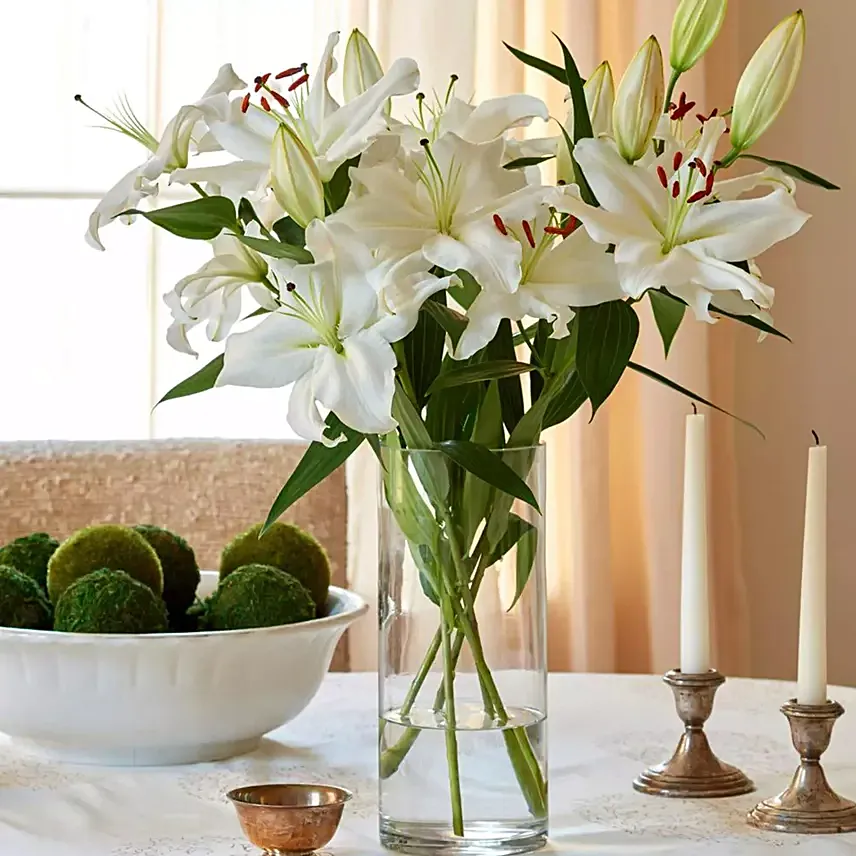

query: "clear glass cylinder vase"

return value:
[378, 445, 547, 855]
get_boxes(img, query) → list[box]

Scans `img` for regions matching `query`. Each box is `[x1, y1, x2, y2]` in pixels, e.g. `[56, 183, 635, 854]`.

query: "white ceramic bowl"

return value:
[0, 572, 367, 766]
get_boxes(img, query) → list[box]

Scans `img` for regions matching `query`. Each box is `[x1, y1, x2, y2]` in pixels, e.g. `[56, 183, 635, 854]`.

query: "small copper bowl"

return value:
[227, 783, 352, 855]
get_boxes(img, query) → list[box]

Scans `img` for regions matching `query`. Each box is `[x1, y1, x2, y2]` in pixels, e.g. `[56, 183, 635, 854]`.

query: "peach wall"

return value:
[712, 0, 856, 685]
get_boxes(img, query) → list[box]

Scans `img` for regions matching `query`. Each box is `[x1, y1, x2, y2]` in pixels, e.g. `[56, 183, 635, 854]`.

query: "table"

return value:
[3, 673, 856, 855]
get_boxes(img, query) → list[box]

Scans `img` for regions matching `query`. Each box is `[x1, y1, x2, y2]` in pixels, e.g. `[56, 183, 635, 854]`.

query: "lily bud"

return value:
[730, 10, 805, 152]
[613, 36, 664, 163]
[558, 61, 614, 183]
[343, 28, 384, 102]
[670, 0, 728, 74]
[271, 124, 325, 228]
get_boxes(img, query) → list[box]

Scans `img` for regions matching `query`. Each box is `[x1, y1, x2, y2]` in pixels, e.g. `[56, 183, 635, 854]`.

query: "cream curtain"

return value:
[337, 0, 754, 676]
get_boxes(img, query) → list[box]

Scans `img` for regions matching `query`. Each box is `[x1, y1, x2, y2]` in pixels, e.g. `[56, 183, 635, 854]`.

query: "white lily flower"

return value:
[200, 32, 419, 183]
[613, 36, 665, 163]
[330, 133, 552, 293]
[455, 208, 622, 359]
[557, 117, 810, 320]
[343, 29, 385, 102]
[395, 91, 549, 150]
[217, 221, 454, 443]
[164, 234, 272, 357]
[84, 64, 246, 250]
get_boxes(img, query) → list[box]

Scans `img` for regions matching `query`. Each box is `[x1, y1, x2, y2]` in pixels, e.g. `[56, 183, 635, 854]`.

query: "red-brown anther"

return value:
[269, 90, 290, 110]
[687, 190, 708, 204]
[254, 72, 272, 92]
[286, 282, 297, 292]
[669, 91, 697, 121]
[493, 214, 508, 235]
[696, 107, 719, 124]
[545, 216, 578, 237]
[275, 66, 304, 79]
[656, 165, 668, 188]
[673, 151, 683, 171]
[694, 158, 707, 177]
[522, 220, 536, 248]
[705, 171, 715, 194]
[260, 96, 271, 112]
[240, 92, 251, 113]
[288, 73, 309, 92]
[672, 181, 681, 199]
[544, 225, 564, 235]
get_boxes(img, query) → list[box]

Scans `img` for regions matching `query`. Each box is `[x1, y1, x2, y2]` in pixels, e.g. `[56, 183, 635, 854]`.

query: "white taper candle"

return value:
[797, 440, 827, 705]
[680, 411, 710, 674]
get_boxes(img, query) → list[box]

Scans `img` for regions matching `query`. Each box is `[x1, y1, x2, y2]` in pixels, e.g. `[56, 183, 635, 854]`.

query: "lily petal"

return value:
[573, 137, 669, 227]
[217, 313, 320, 388]
[682, 187, 809, 260]
[458, 94, 549, 143]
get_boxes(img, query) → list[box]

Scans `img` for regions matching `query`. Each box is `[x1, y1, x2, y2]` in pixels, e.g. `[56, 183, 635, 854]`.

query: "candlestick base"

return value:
[633, 669, 754, 798]
[748, 700, 856, 834]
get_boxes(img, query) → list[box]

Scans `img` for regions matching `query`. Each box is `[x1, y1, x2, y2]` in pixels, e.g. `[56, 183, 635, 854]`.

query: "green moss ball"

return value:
[54, 568, 168, 634]
[47, 524, 163, 604]
[0, 565, 52, 629]
[133, 525, 200, 618]
[206, 563, 315, 631]
[0, 533, 59, 591]
[219, 522, 330, 610]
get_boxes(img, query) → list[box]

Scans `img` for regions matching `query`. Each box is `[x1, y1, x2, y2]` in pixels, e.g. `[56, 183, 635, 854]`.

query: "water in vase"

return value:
[380, 703, 548, 855]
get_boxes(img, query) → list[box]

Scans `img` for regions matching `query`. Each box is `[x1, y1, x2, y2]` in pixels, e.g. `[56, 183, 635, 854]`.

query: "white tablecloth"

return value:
[3, 672, 856, 855]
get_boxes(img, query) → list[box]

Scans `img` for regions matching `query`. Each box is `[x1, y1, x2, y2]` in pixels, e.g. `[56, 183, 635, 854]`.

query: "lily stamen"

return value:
[240, 93, 251, 113]
[275, 65, 304, 80]
[254, 73, 271, 93]
[670, 91, 697, 121]
[673, 151, 683, 171]
[521, 220, 536, 248]
[268, 90, 290, 110]
[671, 181, 681, 198]
[493, 214, 508, 235]
[694, 157, 708, 177]
[260, 96, 271, 112]
[288, 73, 310, 92]
[657, 165, 668, 188]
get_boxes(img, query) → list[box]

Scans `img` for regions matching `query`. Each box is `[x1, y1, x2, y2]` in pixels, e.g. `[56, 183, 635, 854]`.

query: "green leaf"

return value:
[421, 300, 467, 349]
[461, 382, 504, 544]
[488, 320, 525, 433]
[392, 384, 450, 502]
[425, 360, 482, 442]
[123, 196, 237, 240]
[263, 416, 365, 529]
[325, 155, 360, 212]
[438, 441, 540, 512]
[403, 292, 446, 408]
[271, 216, 306, 245]
[628, 361, 763, 437]
[503, 42, 567, 84]
[485, 513, 536, 567]
[556, 120, 597, 207]
[510, 523, 538, 611]
[555, 34, 593, 142]
[238, 235, 313, 263]
[576, 301, 640, 416]
[649, 289, 686, 357]
[428, 360, 536, 394]
[448, 269, 480, 310]
[157, 354, 223, 404]
[238, 197, 260, 227]
[512, 322, 540, 348]
[542, 370, 587, 429]
[711, 303, 791, 341]
[503, 155, 555, 170]
[738, 154, 839, 190]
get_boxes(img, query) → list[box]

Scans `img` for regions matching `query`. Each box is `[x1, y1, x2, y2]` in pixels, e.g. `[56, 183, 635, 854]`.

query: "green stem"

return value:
[663, 68, 681, 114]
[439, 597, 464, 837]
[190, 182, 208, 197]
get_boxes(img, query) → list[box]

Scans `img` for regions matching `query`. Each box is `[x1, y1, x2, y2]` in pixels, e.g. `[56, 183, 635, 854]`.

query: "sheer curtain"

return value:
[341, 0, 751, 677]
